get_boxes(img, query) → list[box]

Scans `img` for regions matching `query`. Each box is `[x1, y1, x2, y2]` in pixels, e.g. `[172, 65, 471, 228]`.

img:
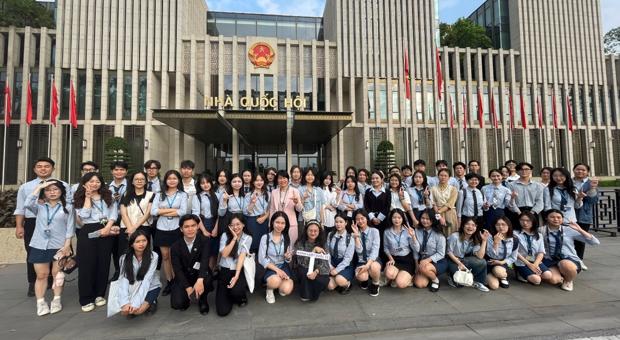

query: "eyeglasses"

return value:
[519, 168, 532, 171]
[134, 178, 146, 182]
[147, 167, 159, 170]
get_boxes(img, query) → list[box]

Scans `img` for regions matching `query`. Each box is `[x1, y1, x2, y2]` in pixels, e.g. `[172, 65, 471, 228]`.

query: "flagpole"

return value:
[24, 73, 31, 183]
[2, 86, 7, 191]
[47, 74, 53, 157]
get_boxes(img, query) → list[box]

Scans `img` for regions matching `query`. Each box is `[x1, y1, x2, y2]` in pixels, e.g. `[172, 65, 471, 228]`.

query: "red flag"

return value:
[566, 95, 574, 132]
[69, 80, 78, 128]
[462, 93, 468, 130]
[537, 97, 544, 129]
[508, 93, 515, 130]
[551, 95, 558, 129]
[519, 90, 527, 129]
[3, 84, 11, 126]
[50, 77, 59, 126]
[449, 95, 455, 129]
[26, 77, 33, 126]
[436, 48, 443, 101]
[490, 91, 498, 128]
[477, 89, 484, 128]
[404, 50, 411, 100]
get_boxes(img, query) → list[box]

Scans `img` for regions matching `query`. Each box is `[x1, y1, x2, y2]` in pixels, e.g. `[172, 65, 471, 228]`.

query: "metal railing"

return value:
[593, 189, 619, 237]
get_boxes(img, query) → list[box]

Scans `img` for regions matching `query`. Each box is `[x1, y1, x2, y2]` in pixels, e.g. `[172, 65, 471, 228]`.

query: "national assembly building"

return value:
[1, 0, 618, 185]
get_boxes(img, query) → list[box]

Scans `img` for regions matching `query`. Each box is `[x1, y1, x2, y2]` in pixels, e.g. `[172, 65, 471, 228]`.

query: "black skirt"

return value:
[393, 254, 416, 275]
[153, 228, 182, 247]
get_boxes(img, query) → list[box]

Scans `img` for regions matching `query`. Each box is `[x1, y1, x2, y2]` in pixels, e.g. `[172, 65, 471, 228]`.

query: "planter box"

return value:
[0, 228, 26, 264]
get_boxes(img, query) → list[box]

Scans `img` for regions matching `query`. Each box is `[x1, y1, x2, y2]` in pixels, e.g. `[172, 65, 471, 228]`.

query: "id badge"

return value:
[395, 247, 405, 253]
[192, 262, 201, 270]
[347, 211, 353, 218]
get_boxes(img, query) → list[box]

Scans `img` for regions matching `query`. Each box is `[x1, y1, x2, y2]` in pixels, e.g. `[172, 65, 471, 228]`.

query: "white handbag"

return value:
[242, 244, 256, 293]
[106, 280, 122, 317]
[302, 191, 318, 222]
[453, 268, 474, 287]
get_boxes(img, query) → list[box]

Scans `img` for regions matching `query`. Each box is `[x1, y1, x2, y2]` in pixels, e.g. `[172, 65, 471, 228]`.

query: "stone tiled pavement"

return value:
[1, 232, 619, 340]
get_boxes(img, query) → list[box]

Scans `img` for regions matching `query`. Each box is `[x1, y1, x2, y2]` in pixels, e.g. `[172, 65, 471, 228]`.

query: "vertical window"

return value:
[78, 72, 86, 119]
[123, 74, 132, 120]
[93, 73, 102, 120]
[368, 82, 375, 120]
[264, 75, 274, 109]
[392, 82, 399, 121]
[31, 73, 39, 115]
[416, 83, 423, 121]
[108, 74, 117, 120]
[379, 82, 387, 121]
[251, 74, 260, 109]
[238, 74, 246, 109]
[317, 78, 325, 111]
[13, 71, 23, 118]
[61, 72, 70, 120]
[138, 73, 146, 120]
[304, 76, 312, 110]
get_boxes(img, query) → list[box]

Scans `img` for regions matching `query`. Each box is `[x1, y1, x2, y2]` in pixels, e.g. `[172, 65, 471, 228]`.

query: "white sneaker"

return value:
[390, 281, 397, 288]
[580, 260, 588, 271]
[265, 289, 276, 304]
[37, 299, 50, 316]
[50, 297, 62, 314]
[95, 297, 107, 307]
[379, 273, 388, 287]
[278, 289, 287, 297]
[472, 282, 490, 292]
[81, 303, 95, 312]
[561, 281, 574, 292]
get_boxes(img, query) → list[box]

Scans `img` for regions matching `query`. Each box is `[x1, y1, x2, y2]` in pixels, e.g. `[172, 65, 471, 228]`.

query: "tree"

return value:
[374, 140, 396, 174]
[604, 27, 620, 54]
[103, 137, 132, 182]
[0, 0, 55, 28]
[440, 18, 492, 49]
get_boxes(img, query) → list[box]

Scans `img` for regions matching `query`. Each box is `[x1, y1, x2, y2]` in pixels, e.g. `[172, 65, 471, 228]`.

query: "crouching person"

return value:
[170, 214, 214, 314]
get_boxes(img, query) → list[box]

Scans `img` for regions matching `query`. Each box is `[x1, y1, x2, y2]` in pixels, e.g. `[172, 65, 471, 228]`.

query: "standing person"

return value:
[514, 211, 553, 285]
[407, 170, 431, 222]
[485, 217, 518, 290]
[14, 157, 68, 297]
[342, 166, 358, 189]
[265, 167, 277, 193]
[446, 218, 491, 292]
[241, 169, 253, 195]
[383, 209, 416, 289]
[294, 220, 331, 302]
[544, 168, 583, 225]
[364, 171, 391, 236]
[218, 173, 246, 239]
[456, 173, 485, 228]
[299, 168, 325, 227]
[505, 160, 520, 183]
[327, 213, 356, 294]
[357, 168, 371, 199]
[144, 160, 162, 193]
[387, 174, 416, 227]
[259, 212, 294, 304]
[170, 215, 213, 315]
[151, 170, 188, 297]
[353, 209, 382, 296]
[119, 171, 155, 258]
[338, 176, 363, 222]
[269, 170, 303, 245]
[117, 229, 160, 317]
[468, 160, 485, 190]
[70, 161, 100, 196]
[289, 165, 303, 189]
[507, 162, 544, 230]
[430, 169, 458, 236]
[572, 163, 599, 270]
[401, 165, 413, 188]
[191, 173, 220, 270]
[217, 213, 252, 316]
[180, 160, 197, 215]
[74, 172, 120, 312]
[25, 180, 74, 316]
[244, 172, 270, 253]
[413, 160, 426, 173]
[412, 210, 447, 292]
[452, 162, 468, 190]
[109, 160, 129, 281]
[500, 166, 511, 187]
[321, 171, 340, 233]
[481, 169, 513, 230]
[541, 210, 600, 291]
[539, 167, 553, 187]
[427, 160, 450, 187]
[215, 169, 231, 200]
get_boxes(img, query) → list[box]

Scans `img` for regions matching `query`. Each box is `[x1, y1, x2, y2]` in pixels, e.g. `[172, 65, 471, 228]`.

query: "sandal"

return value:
[429, 281, 440, 292]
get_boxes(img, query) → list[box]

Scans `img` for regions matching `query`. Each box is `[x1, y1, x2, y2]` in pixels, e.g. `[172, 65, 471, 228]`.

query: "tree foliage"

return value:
[103, 137, 132, 182]
[604, 27, 620, 54]
[0, 0, 55, 28]
[440, 18, 493, 49]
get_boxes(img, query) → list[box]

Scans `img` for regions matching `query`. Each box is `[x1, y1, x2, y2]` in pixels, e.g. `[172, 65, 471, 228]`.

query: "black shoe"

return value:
[359, 280, 369, 290]
[162, 281, 172, 296]
[27, 282, 35, 297]
[199, 302, 209, 315]
[238, 298, 248, 307]
[146, 302, 158, 316]
[339, 284, 352, 295]
[429, 281, 440, 293]
[369, 283, 380, 297]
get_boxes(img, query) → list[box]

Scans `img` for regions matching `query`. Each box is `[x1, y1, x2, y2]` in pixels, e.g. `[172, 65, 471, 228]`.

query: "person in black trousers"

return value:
[294, 220, 330, 302]
[170, 214, 214, 315]
[363, 170, 391, 263]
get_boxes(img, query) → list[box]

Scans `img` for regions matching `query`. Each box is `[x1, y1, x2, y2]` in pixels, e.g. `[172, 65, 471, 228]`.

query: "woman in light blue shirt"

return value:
[191, 173, 220, 270]
[218, 173, 245, 240]
[73, 172, 119, 312]
[446, 217, 491, 292]
[412, 209, 447, 292]
[117, 229, 160, 317]
[543, 168, 583, 224]
[299, 167, 324, 226]
[259, 211, 294, 304]
[383, 209, 416, 289]
[151, 170, 188, 297]
[485, 217, 518, 290]
[337, 176, 363, 221]
[482, 169, 513, 230]
[327, 213, 356, 294]
[514, 211, 552, 285]
[26, 180, 74, 316]
[244, 172, 270, 253]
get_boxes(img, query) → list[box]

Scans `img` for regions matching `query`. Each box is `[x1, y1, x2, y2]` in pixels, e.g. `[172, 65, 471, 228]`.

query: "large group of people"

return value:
[13, 156, 601, 317]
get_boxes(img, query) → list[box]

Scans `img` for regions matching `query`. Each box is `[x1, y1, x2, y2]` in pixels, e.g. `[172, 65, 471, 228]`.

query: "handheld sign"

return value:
[295, 250, 330, 275]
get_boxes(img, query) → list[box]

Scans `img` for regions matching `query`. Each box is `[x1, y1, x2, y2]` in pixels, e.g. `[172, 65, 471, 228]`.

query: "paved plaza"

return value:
[1, 233, 619, 340]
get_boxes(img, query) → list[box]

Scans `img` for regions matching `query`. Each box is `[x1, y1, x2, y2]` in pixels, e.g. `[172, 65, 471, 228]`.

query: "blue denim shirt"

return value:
[573, 178, 599, 225]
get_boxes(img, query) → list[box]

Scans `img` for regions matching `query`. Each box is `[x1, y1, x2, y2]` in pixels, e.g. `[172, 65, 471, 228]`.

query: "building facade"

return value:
[0, 0, 618, 187]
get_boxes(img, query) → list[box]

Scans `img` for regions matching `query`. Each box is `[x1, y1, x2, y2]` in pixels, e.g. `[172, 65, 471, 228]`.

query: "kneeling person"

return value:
[383, 209, 416, 289]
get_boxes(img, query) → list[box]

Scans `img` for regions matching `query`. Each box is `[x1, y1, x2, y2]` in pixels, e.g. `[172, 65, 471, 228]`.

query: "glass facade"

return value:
[467, 0, 510, 49]
[207, 12, 323, 40]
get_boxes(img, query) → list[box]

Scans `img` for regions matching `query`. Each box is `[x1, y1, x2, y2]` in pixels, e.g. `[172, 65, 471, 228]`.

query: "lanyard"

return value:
[278, 187, 290, 211]
[546, 226, 564, 258]
[395, 228, 406, 249]
[273, 239, 284, 257]
[415, 188, 424, 205]
[46, 204, 62, 226]
[166, 191, 178, 209]
[92, 199, 105, 214]
[232, 193, 244, 211]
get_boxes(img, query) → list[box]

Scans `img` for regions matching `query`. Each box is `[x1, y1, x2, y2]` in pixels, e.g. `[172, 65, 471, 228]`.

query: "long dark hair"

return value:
[160, 170, 184, 201]
[519, 211, 540, 240]
[297, 220, 326, 248]
[38, 180, 69, 214]
[491, 216, 514, 238]
[224, 213, 250, 258]
[344, 175, 360, 201]
[458, 216, 482, 245]
[124, 171, 148, 205]
[412, 170, 428, 189]
[388, 208, 409, 228]
[418, 208, 444, 234]
[269, 211, 291, 250]
[321, 170, 336, 192]
[215, 169, 231, 193]
[548, 167, 577, 201]
[226, 173, 245, 197]
[73, 172, 113, 208]
[329, 212, 353, 240]
[302, 167, 319, 186]
[195, 173, 215, 197]
[122, 229, 153, 284]
[253, 172, 269, 201]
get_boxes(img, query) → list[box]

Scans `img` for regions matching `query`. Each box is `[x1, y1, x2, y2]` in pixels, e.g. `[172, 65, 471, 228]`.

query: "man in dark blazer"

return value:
[170, 214, 214, 315]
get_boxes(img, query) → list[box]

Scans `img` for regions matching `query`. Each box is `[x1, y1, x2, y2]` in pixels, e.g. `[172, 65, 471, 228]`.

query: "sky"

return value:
[207, 0, 620, 34]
